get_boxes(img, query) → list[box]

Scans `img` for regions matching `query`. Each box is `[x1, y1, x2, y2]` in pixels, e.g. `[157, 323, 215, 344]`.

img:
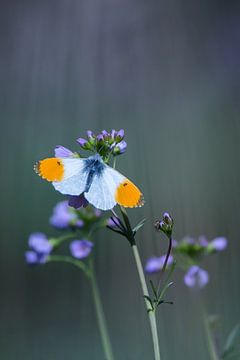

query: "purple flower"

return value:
[101, 130, 109, 138]
[182, 236, 195, 245]
[77, 138, 88, 148]
[28, 233, 52, 254]
[50, 201, 82, 229]
[210, 237, 228, 251]
[116, 129, 124, 142]
[55, 145, 74, 158]
[113, 140, 127, 155]
[198, 235, 209, 247]
[68, 194, 89, 209]
[87, 130, 94, 139]
[97, 134, 104, 142]
[184, 266, 209, 289]
[26, 232, 52, 265]
[145, 255, 173, 273]
[25, 251, 39, 264]
[70, 240, 93, 259]
[110, 129, 117, 139]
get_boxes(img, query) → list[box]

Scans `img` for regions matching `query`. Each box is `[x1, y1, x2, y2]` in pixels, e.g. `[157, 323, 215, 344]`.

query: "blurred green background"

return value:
[1, 0, 240, 359]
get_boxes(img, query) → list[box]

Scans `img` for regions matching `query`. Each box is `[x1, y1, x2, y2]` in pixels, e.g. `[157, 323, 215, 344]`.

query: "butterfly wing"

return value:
[35, 157, 88, 195]
[84, 166, 144, 210]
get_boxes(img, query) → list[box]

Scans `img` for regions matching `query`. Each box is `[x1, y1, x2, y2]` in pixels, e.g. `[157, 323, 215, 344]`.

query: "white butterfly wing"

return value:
[84, 166, 125, 210]
[53, 158, 88, 195]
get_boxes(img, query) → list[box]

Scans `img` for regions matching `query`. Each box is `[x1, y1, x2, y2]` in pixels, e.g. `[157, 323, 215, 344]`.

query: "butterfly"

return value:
[34, 153, 144, 210]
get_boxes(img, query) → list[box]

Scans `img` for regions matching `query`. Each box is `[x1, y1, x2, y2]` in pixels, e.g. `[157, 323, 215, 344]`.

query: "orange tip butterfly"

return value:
[34, 154, 144, 210]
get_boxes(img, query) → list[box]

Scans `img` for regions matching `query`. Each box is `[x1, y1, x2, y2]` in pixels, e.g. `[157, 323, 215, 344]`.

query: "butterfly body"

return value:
[35, 153, 144, 210]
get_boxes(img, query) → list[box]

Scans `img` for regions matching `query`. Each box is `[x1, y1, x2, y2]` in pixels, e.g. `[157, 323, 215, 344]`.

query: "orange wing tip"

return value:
[34, 162, 40, 175]
[115, 179, 145, 208]
[137, 194, 145, 207]
[34, 158, 64, 182]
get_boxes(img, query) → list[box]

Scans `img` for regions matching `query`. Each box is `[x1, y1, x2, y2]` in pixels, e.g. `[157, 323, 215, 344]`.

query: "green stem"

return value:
[89, 259, 115, 360]
[118, 206, 161, 360]
[132, 244, 161, 360]
[49, 234, 77, 248]
[47, 256, 114, 360]
[201, 306, 219, 360]
[47, 255, 90, 276]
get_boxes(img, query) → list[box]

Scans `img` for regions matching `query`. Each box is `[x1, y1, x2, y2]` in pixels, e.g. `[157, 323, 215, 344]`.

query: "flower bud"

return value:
[86, 130, 96, 145]
[113, 140, 127, 155]
[97, 134, 104, 145]
[76, 138, 90, 149]
[116, 129, 125, 142]
[155, 212, 174, 237]
[163, 212, 173, 226]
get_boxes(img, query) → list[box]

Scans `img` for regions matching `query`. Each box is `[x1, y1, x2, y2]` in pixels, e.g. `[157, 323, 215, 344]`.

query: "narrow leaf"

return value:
[133, 219, 146, 233]
[222, 323, 240, 358]
[149, 280, 158, 299]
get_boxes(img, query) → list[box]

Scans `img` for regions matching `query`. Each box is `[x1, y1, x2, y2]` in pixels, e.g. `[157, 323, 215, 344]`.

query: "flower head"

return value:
[184, 266, 209, 289]
[209, 237, 228, 251]
[54, 145, 78, 158]
[145, 255, 174, 273]
[28, 232, 52, 254]
[155, 212, 174, 238]
[26, 232, 52, 265]
[50, 201, 83, 229]
[76, 129, 127, 161]
[70, 240, 94, 259]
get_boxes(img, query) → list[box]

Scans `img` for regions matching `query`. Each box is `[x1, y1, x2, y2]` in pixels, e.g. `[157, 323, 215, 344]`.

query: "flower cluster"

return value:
[174, 235, 228, 259]
[145, 232, 228, 290]
[77, 129, 127, 161]
[24, 201, 108, 265]
[25, 233, 52, 264]
[50, 201, 84, 229]
[49, 200, 102, 229]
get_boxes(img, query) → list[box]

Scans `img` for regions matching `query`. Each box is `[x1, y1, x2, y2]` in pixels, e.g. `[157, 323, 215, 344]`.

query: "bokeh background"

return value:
[1, 0, 240, 359]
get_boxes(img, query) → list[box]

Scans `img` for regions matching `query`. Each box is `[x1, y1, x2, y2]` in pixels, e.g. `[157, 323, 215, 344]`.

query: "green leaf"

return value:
[222, 323, 240, 358]
[158, 281, 174, 304]
[133, 219, 146, 233]
[149, 280, 158, 300]
[223, 352, 240, 360]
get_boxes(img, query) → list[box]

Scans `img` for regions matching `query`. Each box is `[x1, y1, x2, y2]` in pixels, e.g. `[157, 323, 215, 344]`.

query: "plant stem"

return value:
[157, 236, 172, 294]
[47, 255, 114, 360]
[202, 307, 219, 360]
[89, 259, 115, 360]
[47, 255, 90, 275]
[132, 244, 161, 360]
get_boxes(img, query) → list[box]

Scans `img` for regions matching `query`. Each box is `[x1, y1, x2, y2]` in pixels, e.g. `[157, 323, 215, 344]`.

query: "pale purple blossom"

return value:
[198, 235, 209, 247]
[115, 140, 127, 154]
[26, 233, 52, 265]
[50, 201, 83, 229]
[54, 145, 74, 158]
[184, 266, 209, 289]
[70, 240, 94, 259]
[145, 255, 174, 273]
[28, 233, 52, 254]
[210, 237, 228, 251]
[77, 138, 88, 148]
